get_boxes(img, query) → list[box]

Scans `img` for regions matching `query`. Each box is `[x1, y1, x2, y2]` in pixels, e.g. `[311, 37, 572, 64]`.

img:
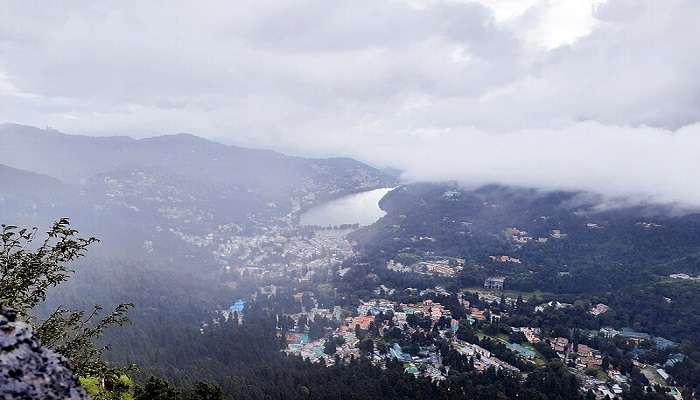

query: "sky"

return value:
[1, 0, 699, 206]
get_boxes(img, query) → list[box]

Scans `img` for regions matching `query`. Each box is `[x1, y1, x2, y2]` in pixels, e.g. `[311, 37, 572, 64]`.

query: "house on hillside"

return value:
[589, 303, 610, 316]
[484, 276, 505, 290]
[551, 337, 569, 353]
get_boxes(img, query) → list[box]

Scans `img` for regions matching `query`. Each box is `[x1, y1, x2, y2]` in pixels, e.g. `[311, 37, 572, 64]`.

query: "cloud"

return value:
[349, 121, 700, 207]
[0, 0, 699, 205]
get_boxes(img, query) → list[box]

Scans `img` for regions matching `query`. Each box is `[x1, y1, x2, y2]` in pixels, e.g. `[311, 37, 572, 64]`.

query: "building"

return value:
[390, 343, 412, 362]
[551, 337, 569, 353]
[349, 315, 375, 330]
[600, 327, 621, 339]
[470, 307, 487, 321]
[259, 285, 277, 296]
[550, 229, 568, 239]
[535, 301, 572, 313]
[589, 303, 610, 316]
[653, 337, 678, 350]
[357, 299, 395, 316]
[513, 327, 541, 344]
[664, 353, 686, 368]
[423, 261, 462, 277]
[489, 255, 522, 264]
[286, 332, 309, 346]
[620, 328, 651, 344]
[577, 344, 603, 369]
[229, 299, 246, 314]
[484, 276, 505, 290]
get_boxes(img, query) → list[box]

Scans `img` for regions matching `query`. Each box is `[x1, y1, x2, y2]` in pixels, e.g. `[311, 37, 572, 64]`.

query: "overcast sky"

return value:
[1, 0, 699, 206]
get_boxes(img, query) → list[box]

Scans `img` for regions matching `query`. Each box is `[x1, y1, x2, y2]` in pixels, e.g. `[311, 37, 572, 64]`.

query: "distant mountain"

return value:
[0, 124, 391, 199]
[0, 163, 66, 194]
[0, 164, 74, 225]
[0, 124, 395, 262]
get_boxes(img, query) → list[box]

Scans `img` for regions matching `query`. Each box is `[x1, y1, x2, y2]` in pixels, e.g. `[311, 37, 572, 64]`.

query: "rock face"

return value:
[0, 309, 90, 400]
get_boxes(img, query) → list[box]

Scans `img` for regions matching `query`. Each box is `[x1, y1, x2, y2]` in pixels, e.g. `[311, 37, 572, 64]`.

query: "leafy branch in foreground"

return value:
[0, 218, 132, 377]
[37, 303, 134, 377]
[1, 218, 98, 312]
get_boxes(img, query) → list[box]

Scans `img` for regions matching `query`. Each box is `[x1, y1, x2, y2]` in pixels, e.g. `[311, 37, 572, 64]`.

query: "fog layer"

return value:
[1, 0, 699, 205]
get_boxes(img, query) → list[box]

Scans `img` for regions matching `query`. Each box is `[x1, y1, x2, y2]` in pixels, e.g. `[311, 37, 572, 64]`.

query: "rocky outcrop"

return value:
[0, 309, 90, 400]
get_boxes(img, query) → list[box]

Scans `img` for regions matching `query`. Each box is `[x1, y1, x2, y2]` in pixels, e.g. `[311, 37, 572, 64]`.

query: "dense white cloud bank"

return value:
[1, 0, 699, 205]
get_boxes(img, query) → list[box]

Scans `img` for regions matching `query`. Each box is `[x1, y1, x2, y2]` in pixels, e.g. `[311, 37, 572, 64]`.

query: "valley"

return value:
[2, 126, 699, 400]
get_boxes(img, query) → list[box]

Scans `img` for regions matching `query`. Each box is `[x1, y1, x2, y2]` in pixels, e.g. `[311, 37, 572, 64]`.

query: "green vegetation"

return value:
[80, 375, 134, 400]
[0, 219, 227, 397]
[1, 219, 132, 377]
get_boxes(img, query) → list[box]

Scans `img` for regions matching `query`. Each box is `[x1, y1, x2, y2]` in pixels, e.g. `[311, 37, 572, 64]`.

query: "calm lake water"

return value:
[300, 187, 395, 226]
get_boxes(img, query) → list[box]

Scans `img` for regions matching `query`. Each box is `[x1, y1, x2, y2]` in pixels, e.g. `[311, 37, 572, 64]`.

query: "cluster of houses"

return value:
[504, 227, 568, 245]
[386, 258, 464, 277]
[218, 227, 355, 283]
[280, 292, 589, 382]
[506, 326, 682, 399]
[282, 296, 503, 382]
[506, 227, 534, 244]
[281, 297, 459, 381]
[388, 343, 446, 380]
[421, 260, 464, 277]
[257, 278, 687, 399]
[285, 331, 360, 365]
[356, 298, 454, 325]
[488, 255, 522, 264]
[452, 340, 519, 373]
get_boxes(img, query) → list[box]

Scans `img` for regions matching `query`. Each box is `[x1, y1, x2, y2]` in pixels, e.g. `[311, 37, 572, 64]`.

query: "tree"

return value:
[1, 219, 98, 311]
[358, 338, 374, 355]
[37, 304, 132, 376]
[324, 338, 337, 355]
[134, 376, 181, 400]
[0, 219, 133, 377]
[189, 382, 225, 400]
[523, 362, 582, 400]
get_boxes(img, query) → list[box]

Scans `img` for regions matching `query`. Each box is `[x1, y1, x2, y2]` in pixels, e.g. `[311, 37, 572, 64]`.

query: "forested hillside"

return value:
[353, 183, 700, 293]
[345, 182, 700, 393]
[0, 124, 395, 262]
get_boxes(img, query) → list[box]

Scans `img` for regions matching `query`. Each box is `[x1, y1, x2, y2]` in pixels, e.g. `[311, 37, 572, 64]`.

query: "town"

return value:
[221, 268, 686, 400]
[200, 213, 696, 400]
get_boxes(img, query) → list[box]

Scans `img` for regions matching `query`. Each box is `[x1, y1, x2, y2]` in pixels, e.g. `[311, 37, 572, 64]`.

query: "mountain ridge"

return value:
[0, 123, 396, 261]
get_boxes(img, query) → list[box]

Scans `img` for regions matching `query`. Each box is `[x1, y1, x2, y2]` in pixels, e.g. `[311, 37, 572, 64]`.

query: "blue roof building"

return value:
[230, 299, 246, 313]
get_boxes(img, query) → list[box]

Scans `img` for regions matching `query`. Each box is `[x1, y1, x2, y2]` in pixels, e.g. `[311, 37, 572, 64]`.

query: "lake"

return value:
[299, 187, 395, 227]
